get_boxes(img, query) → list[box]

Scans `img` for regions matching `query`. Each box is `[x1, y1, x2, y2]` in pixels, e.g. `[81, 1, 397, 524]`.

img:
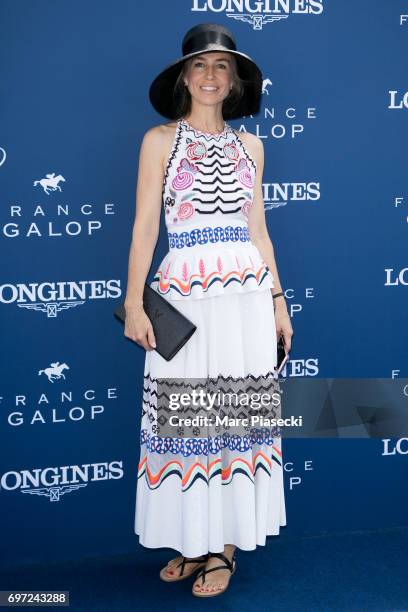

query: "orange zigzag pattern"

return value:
[154, 263, 269, 294]
[138, 448, 282, 491]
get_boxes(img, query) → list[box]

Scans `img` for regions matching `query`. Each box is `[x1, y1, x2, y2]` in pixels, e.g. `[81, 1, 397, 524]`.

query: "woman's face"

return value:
[183, 51, 233, 108]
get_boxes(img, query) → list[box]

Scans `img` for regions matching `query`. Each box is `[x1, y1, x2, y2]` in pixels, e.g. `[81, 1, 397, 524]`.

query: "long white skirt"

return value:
[134, 287, 287, 557]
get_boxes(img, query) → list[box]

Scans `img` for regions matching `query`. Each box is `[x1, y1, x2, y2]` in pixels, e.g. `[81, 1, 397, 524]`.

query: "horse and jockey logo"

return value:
[38, 361, 70, 383]
[33, 172, 66, 195]
[262, 78, 272, 95]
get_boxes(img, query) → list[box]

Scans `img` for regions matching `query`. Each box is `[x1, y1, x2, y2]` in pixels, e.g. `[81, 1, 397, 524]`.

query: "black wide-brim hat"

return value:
[149, 23, 263, 120]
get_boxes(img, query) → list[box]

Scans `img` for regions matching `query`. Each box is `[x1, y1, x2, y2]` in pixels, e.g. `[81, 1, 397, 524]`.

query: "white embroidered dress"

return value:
[134, 117, 286, 556]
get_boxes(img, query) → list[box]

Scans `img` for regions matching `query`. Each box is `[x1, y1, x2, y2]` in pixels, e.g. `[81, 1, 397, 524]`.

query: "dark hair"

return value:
[172, 54, 245, 120]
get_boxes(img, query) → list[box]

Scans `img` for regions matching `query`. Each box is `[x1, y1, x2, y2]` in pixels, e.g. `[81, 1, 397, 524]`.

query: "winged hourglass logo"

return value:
[227, 13, 288, 30]
[21, 484, 88, 502]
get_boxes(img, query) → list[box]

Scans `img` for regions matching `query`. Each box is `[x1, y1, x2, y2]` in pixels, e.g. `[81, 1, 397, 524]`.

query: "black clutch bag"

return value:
[114, 283, 197, 361]
[277, 336, 286, 369]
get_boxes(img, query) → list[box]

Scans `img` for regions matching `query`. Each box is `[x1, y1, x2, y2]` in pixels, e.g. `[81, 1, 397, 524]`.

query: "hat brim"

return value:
[149, 48, 262, 120]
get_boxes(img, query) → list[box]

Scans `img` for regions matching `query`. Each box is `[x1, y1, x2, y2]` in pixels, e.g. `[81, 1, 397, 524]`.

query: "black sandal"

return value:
[160, 553, 210, 582]
[192, 551, 237, 597]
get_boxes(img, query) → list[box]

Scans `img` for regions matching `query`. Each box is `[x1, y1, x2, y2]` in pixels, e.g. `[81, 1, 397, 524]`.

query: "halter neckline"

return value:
[179, 117, 230, 138]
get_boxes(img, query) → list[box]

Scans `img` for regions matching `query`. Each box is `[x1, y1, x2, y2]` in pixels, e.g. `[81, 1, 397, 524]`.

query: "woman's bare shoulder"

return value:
[140, 122, 178, 159]
[138, 123, 179, 175]
[233, 128, 262, 146]
[142, 122, 178, 141]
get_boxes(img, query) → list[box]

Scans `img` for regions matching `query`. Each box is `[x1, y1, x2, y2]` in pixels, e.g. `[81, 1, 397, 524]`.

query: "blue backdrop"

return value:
[1, 0, 407, 568]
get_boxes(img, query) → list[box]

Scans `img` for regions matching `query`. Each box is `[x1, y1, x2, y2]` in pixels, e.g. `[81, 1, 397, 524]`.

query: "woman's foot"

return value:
[160, 554, 209, 582]
[192, 545, 236, 595]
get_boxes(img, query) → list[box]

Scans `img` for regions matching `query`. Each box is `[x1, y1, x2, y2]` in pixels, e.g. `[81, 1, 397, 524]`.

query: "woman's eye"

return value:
[193, 62, 227, 69]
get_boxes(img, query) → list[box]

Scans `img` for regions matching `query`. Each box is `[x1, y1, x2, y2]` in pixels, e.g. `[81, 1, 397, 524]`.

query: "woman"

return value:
[124, 23, 293, 597]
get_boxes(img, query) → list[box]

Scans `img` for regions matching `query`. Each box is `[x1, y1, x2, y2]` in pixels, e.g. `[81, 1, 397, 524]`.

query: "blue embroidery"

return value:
[140, 428, 281, 457]
[168, 225, 250, 249]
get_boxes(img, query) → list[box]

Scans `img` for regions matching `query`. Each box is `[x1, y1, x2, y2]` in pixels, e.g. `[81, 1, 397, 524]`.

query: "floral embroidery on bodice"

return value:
[150, 117, 275, 300]
[162, 118, 256, 229]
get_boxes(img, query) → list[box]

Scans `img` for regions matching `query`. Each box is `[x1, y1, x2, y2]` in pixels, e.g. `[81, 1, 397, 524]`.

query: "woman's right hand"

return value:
[124, 305, 156, 351]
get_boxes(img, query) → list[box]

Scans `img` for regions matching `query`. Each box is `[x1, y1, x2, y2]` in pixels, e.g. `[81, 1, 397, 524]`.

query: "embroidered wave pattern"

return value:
[152, 261, 270, 297]
[151, 239, 274, 299]
[142, 371, 281, 421]
[141, 372, 283, 457]
[137, 449, 283, 492]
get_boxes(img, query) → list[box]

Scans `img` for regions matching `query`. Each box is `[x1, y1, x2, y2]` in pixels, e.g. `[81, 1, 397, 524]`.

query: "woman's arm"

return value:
[244, 133, 294, 352]
[123, 126, 167, 351]
[124, 127, 165, 309]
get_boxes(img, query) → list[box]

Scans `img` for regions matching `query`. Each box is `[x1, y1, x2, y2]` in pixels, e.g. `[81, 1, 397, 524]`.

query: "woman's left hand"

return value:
[274, 299, 294, 353]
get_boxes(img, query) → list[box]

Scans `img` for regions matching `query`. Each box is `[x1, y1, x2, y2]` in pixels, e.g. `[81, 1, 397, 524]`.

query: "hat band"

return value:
[183, 30, 236, 56]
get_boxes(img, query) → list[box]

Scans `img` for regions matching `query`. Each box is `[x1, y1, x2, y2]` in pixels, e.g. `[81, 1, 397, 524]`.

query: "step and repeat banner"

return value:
[1, 1, 407, 567]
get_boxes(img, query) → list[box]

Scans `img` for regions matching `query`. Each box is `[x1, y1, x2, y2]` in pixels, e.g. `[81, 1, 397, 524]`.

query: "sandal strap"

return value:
[176, 554, 209, 576]
[208, 552, 234, 571]
[196, 556, 235, 585]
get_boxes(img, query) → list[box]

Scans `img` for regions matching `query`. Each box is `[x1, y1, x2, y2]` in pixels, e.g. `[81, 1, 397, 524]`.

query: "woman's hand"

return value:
[274, 298, 293, 353]
[124, 305, 156, 351]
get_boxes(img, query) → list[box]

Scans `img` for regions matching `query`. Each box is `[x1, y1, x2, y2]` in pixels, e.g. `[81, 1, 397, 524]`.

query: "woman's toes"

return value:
[164, 559, 180, 576]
